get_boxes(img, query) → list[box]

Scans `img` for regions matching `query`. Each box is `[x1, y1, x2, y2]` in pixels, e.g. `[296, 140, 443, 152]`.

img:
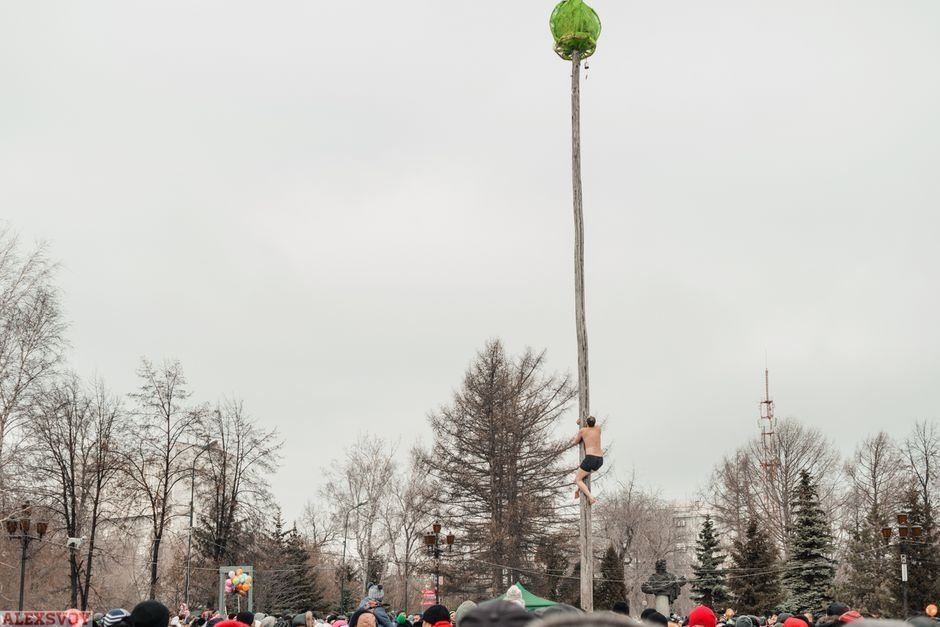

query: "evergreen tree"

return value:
[691, 515, 730, 610]
[783, 470, 836, 614]
[253, 510, 290, 611]
[423, 340, 576, 593]
[280, 524, 326, 612]
[898, 487, 940, 615]
[838, 520, 896, 616]
[728, 518, 782, 615]
[335, 562, 358, 615]
[594, 545, 627, 611]
[559, 561, 582, 608]
[532, 535, 572, 601]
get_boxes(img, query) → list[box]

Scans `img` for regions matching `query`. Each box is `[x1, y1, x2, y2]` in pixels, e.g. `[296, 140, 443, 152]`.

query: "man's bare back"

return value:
[577, 424, 602, 456]
[573, 416, 603, 504]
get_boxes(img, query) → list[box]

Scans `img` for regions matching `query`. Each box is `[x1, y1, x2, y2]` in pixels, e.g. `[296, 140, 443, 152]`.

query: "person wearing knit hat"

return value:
[396, 614, 408, 626]
[505, 585, 525, 609]
[421, 605, 450, 627]
[826, 605, 849, 618]
[689, 606, 718, 627]
[783, 617, 809, 627]
[102, 610, 131, 627]
[455, 602, 477, 626]
[236, 613, 255, 627]
[132, 601, 171, 627]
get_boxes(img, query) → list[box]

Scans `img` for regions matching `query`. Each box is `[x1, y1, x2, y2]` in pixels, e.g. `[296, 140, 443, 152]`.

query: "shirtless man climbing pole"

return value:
[572, 415, 603, 505]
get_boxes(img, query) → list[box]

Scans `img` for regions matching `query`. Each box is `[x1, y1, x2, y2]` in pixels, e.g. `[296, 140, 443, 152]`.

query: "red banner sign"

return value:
[0, 612, 90, 627]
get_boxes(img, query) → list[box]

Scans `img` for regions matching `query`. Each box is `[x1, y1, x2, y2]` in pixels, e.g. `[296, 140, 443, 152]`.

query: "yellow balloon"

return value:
[926, 605, 937, 618]
[236, 568, 244, 576]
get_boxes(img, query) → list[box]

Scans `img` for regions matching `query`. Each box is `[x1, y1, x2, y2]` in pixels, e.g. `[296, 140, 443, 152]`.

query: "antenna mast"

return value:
[760, 368, 779, 481]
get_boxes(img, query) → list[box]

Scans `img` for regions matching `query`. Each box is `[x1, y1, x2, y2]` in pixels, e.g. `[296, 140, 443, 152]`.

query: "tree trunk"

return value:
[150, 534, 162, 599]
[69, 548, 80, 608]
[570, 50, 594, 612]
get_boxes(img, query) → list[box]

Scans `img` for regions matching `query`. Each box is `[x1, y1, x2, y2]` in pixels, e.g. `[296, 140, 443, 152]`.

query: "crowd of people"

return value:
[89, 589, 928, 627]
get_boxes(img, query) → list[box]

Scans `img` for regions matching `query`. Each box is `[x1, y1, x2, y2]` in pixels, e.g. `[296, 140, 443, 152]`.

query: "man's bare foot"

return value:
[589, 496, 598, 505]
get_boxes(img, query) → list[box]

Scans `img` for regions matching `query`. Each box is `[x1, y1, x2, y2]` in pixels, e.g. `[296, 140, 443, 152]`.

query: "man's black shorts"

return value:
[580, 455, 603, 472]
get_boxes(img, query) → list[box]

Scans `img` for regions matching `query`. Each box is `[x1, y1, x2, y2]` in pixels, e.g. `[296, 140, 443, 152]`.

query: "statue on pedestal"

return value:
[641, 560, 687, 616]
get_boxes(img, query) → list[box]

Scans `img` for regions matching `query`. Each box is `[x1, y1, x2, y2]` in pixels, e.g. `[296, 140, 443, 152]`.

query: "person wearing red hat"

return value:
[688, 606, 717, 627]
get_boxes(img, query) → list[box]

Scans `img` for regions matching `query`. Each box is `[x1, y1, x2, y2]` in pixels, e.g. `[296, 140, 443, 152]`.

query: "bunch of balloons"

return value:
[225, 569, 252, 597]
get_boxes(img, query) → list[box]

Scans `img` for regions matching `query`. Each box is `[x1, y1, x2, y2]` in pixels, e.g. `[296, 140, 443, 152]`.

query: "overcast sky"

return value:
[2, 2, 939, 522]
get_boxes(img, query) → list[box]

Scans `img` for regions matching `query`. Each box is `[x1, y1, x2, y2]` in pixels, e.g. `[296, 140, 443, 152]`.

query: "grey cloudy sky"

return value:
[2, 2, 939, 522]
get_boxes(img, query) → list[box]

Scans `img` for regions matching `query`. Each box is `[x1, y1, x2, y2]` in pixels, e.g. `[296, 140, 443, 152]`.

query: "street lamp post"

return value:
[5, 503, 48, 611]
[883, 512, 923, 618]
[423, 523, 455, 606]
[185, 441, 217, 608]
[340, 501, 369, 615]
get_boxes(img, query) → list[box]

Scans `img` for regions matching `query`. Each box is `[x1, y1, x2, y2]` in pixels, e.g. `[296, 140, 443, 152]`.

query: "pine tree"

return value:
[254, 510, 290, 612]
[728, 518, 782, 615]
[532, 535, 572, 601]
[280, 524, 326, 612]
[899, 487, 940, 614]
[692, 515, 730, 610]
[594, 545, 627, 611]
[560, 561, 582, 608]
[783, 470, 836, 614]
[838, 520, 896, 616]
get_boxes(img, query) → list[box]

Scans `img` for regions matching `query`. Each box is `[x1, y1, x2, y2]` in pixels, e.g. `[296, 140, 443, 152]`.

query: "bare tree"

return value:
[323, 437, 396, 597]
[26, 376, 127, 609]
[381, 454, 434, 611]
[194, 400, 279, 565]
[844, 431, 903, 529]
[124, 359, 202, 600]
[0, 229, 66, 472]
[594, 476, 681, 613]
[905, 421, 940, 516]
[709, 418, 841, 551]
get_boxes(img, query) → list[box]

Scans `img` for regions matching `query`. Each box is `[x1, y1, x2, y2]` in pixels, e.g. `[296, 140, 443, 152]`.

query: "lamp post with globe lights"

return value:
[5, 503, 48, 611]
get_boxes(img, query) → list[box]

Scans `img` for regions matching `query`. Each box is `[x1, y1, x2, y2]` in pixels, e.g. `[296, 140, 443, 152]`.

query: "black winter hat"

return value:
[131, 601, 171, 627]
[422, 606, 451, 625]
[646, 612, 669, 627]
[826, 605, 849, 618]
[458, 602, 534, 627]
[612, 602, 630, 615]
[236, 613, 255, 627]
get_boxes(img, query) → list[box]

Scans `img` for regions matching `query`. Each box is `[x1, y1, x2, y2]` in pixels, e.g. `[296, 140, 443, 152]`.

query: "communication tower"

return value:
[759, 368, 779, 481]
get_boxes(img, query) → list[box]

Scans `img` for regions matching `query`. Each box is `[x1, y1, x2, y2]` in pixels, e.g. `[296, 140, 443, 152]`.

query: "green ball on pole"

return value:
[550, 0, 602, 60]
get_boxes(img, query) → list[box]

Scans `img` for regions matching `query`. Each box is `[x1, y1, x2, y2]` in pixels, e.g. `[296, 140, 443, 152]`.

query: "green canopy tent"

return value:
[496, 582, 559, 610]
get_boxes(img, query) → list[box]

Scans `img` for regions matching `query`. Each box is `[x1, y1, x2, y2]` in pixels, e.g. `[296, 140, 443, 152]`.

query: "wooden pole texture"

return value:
[570, 49, 594, 612]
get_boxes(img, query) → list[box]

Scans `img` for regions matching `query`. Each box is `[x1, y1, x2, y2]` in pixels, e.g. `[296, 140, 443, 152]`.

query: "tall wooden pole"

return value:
[570, 48, 594, 612]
